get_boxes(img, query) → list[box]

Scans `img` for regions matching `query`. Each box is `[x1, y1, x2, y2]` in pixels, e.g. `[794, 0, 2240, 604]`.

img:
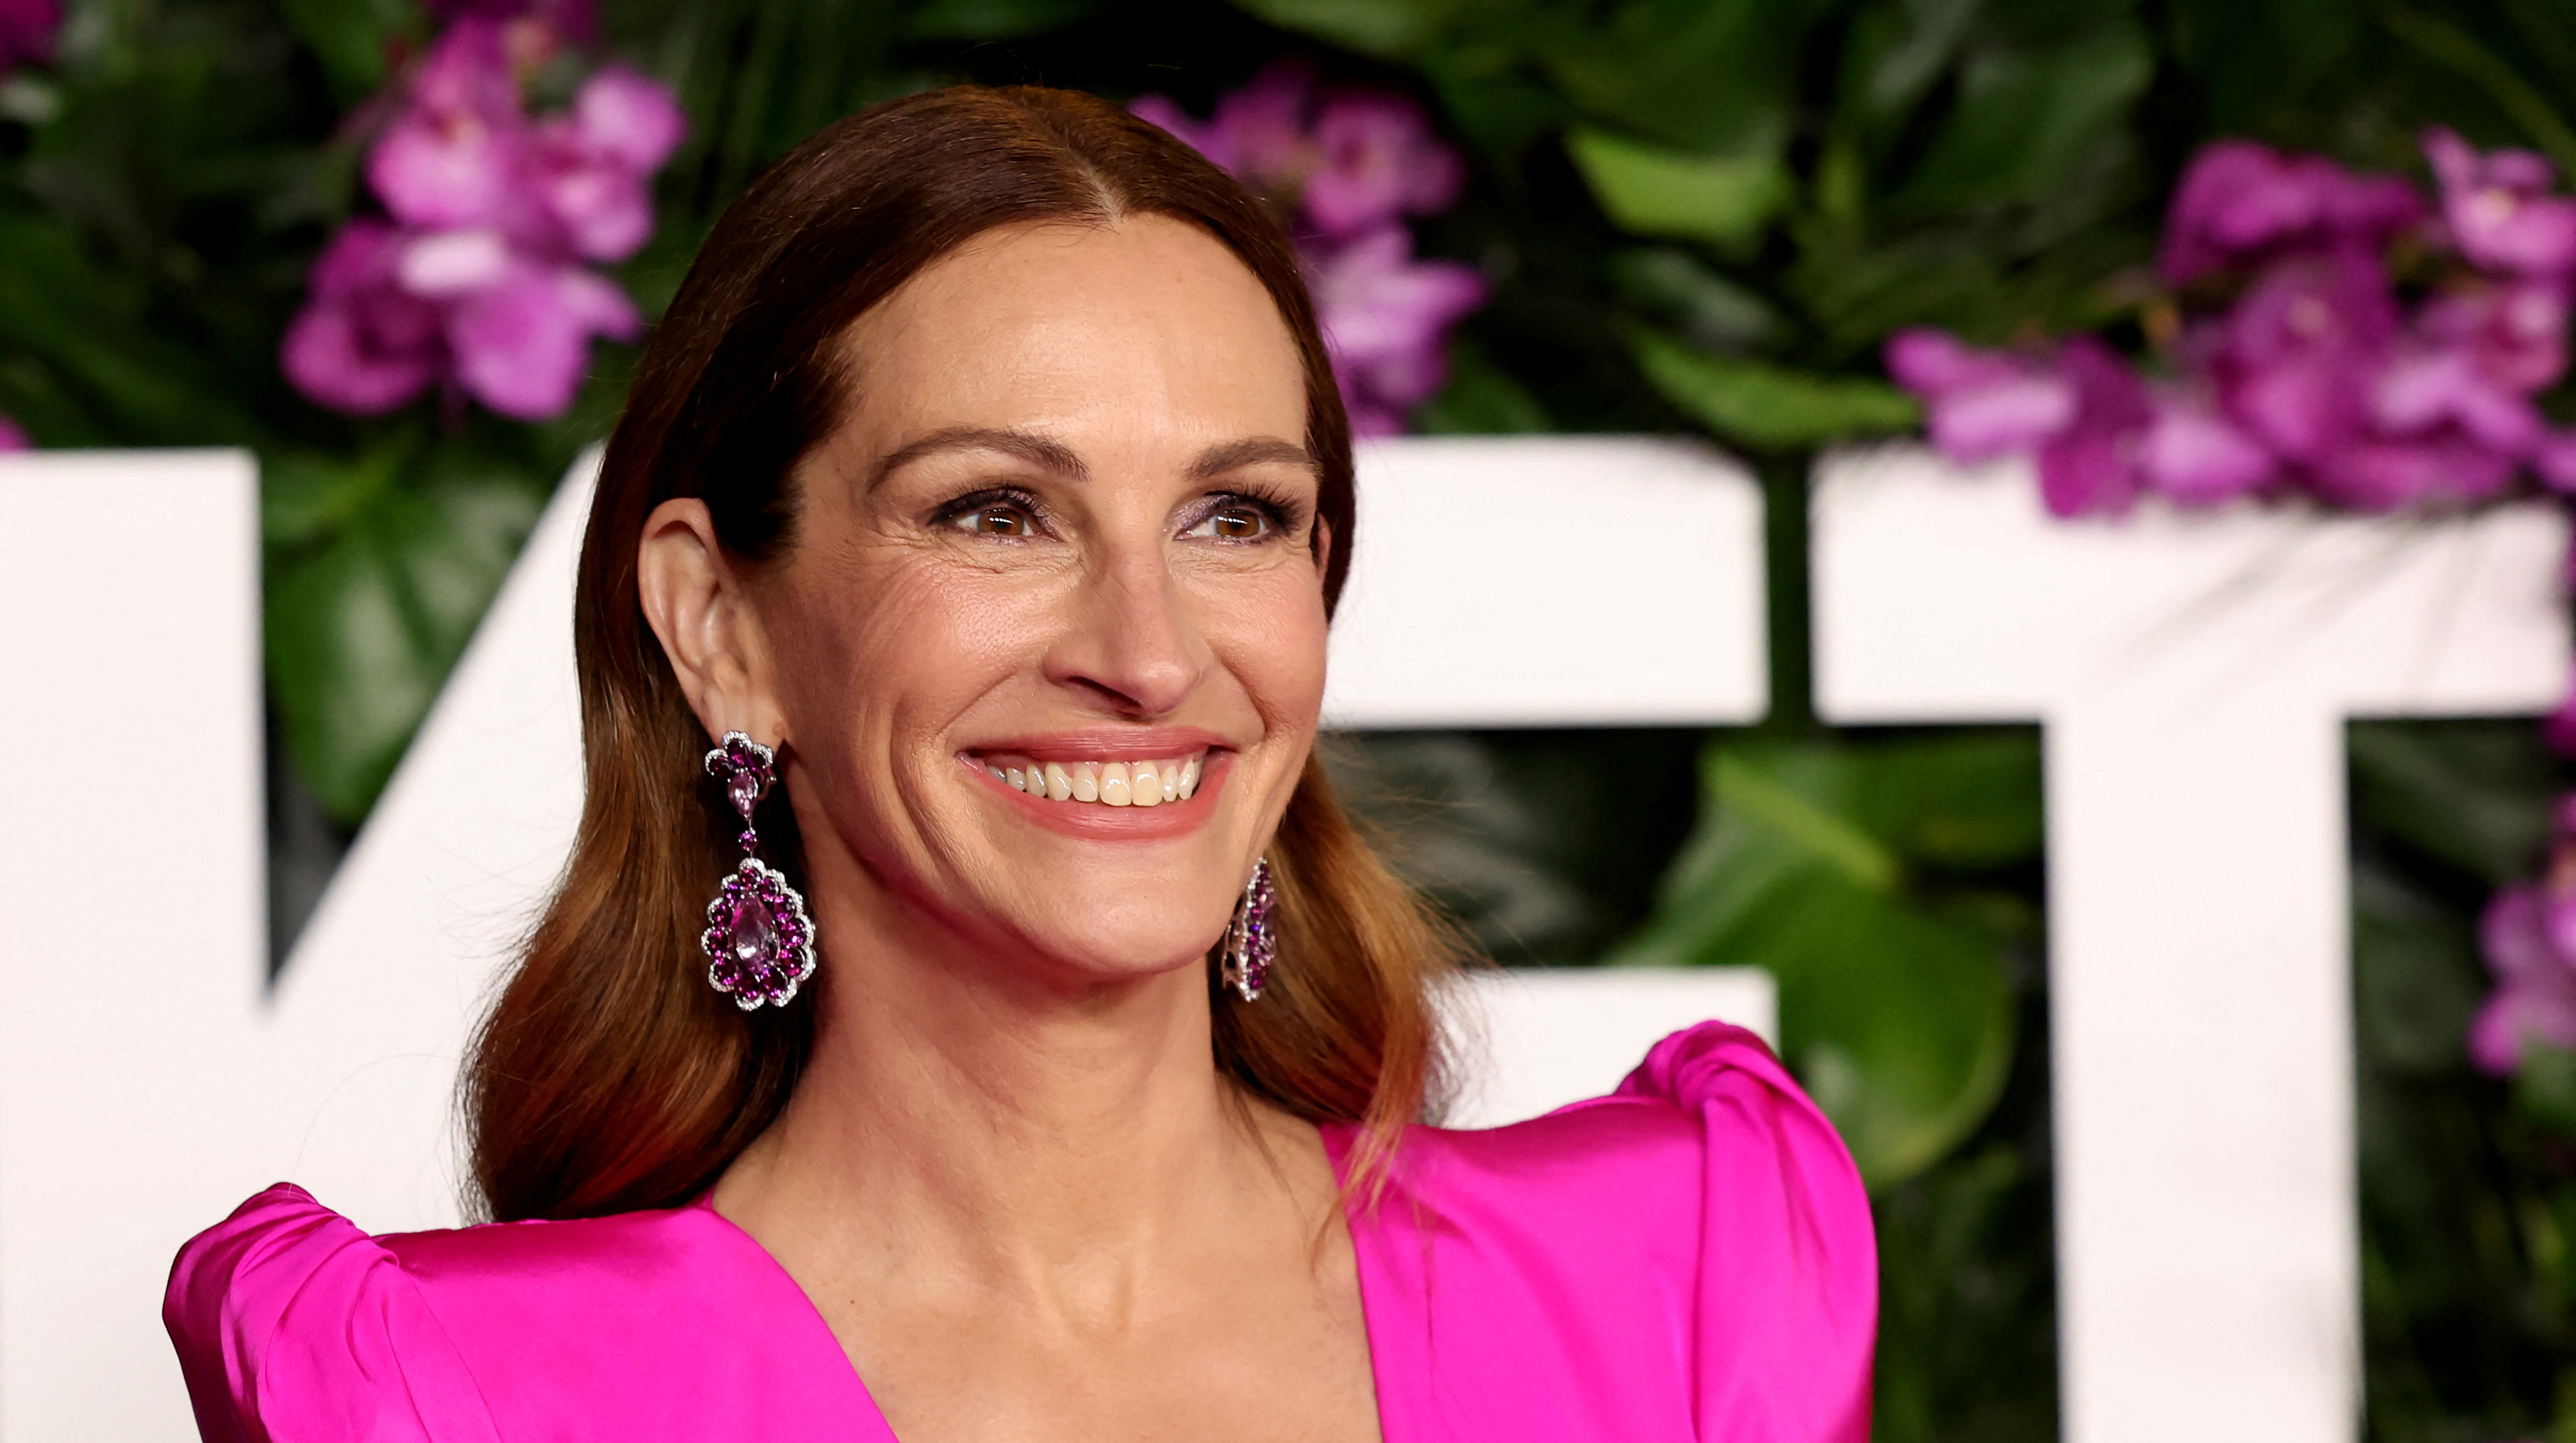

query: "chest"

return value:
[830, 1270, 1383, 1443]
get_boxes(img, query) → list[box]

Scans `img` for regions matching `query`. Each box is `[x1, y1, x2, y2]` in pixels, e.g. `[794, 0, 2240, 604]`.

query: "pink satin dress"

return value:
[166, 1023, 1876, 1441]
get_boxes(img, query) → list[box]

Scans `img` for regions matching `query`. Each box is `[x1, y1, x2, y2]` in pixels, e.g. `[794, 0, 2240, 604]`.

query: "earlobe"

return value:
[637, 498, 782, 745]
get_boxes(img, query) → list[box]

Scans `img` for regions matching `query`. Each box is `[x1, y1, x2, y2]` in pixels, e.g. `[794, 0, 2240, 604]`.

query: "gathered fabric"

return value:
[165, 1022, 1874, 1442]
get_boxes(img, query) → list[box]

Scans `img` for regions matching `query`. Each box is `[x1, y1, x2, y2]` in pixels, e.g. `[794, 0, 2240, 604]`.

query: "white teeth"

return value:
[985, 753, 1207, 804]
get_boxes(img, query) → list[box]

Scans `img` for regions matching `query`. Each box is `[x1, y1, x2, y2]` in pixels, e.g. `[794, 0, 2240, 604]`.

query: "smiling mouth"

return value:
[971, 750, 1207, 807]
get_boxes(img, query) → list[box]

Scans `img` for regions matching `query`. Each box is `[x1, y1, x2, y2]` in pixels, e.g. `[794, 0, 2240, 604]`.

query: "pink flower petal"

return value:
[574, 67, 685, 174]
[447, 265, 638, 420]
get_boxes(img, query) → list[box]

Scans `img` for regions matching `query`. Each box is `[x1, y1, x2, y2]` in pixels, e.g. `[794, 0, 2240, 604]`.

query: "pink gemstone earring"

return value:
[1220, 858, 1276, 1002]
[699, 731, 817, 1010]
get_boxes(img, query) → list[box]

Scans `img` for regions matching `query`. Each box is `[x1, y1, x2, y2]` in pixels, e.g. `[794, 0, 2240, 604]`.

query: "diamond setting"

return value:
[699, 730, 817, 1011]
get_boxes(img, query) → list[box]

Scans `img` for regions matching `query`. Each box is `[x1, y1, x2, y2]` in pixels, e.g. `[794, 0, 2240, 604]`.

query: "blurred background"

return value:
[6, 0, 2576, 1437]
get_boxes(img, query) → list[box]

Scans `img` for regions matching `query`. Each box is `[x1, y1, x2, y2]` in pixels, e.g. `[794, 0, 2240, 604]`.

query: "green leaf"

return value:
[1892, 21, 2153, 212]
[1545, 0, 1823, 154]
[1858, 731, 2044, 869]
[2350, 721, 2556, 884]
[1567, 127, 1789, 250]
[1629, 326, 1920, 450]
[272, 0, 418, 104]
[267, 460, 544, 821]
[1414, 336, 1553, 434]
[2353, 858, 2486, 1076]
[2519, 1045, 2576, 1136]
[2382, 5, 2576, 180]
[1608, 740, 2021, 1187]
[1608, 248, 1779, 352]
[901, 0, 1109, 41]
[1224, 0, 1464, 58]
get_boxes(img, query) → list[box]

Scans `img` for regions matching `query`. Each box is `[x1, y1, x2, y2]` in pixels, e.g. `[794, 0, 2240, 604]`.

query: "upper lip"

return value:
[960, 726, 1234, 763]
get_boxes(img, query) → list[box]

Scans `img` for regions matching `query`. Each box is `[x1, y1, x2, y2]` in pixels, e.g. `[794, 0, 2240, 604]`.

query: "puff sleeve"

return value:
[1617, 1022, 1878, 1443]
[163, 1184, 501, 1443]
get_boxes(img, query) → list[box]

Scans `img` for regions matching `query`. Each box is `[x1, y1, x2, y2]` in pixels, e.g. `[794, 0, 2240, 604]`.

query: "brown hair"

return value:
[465, 84, 1460, 1222]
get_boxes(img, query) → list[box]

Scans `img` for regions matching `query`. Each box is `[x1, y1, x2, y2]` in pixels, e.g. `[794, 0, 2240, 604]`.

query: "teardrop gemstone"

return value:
[728, 769, 762, 817]
[730, 895, 775, 964]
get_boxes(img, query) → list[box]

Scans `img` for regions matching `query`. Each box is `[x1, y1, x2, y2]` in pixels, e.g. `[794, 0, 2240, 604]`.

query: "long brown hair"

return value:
[465, 84, 1460, 1222]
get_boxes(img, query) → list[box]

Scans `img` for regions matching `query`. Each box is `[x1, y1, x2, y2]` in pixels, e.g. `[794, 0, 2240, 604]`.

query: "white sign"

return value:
[1814, 442, 2569, 1443]
[0, 438, 1773, 1440]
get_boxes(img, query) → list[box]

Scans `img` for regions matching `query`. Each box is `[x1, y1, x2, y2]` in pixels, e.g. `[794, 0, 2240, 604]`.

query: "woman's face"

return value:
[739, 216, 1327, 985]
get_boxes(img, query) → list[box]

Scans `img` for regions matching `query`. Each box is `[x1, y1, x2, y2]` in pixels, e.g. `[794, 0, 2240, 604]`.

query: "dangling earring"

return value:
[1220, 857, 1277, 1002]
[699, 731, 817, 1010]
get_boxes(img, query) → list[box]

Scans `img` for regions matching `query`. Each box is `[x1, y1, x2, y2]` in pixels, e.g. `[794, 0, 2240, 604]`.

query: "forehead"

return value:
[832, 214, 1308, 442]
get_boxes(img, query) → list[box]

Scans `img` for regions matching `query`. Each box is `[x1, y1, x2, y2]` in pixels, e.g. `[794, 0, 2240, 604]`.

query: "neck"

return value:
[713, 848, 1314, 1304]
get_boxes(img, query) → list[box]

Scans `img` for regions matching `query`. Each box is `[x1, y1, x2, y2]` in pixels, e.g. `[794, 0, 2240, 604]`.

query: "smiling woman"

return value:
[162, 86, 1876, 1443]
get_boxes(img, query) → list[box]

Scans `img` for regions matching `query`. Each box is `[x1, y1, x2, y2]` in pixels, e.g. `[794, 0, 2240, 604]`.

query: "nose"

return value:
[1044, 532, 1208, 717]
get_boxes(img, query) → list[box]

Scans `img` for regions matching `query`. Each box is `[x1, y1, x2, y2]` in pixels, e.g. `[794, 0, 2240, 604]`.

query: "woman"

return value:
[166, 85, 1874, 1442]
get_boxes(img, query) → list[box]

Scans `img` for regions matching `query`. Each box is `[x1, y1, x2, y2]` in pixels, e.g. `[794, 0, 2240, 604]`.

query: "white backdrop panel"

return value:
[0, 436, 1774, 1439]
[1814, 442, 2569, 1443]
[0, 451, 264, 1443]
[1325, 434, 1766, 727]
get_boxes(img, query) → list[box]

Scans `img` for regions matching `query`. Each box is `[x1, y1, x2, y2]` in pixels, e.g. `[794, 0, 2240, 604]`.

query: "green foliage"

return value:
[2351, 721, 2576, 1440]
[1565, 127, 1785, 251]
[1609, 733, 2037, 1188]
[1629, 327, 1918, 451]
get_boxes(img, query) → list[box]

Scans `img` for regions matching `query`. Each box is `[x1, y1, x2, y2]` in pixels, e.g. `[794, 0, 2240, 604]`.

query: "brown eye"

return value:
[965, 506, 1031, 537]
[1204, 505, 1268, 540]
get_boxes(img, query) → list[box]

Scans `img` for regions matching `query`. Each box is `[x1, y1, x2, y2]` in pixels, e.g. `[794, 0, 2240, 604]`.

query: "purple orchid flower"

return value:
[2472, 876, 2576, 1074]
[1132, 62, 1322, 202]
[2139, 383, 2275, 504]
[1881, 328, 2162, 515]
[1308, 225, 1487, 436]
[2159, 139, 2424, 286]
[286, 13, 681, 422]
[529, 66, 688, 261]
[2425, 126, 2576, 279]
[1883, 329, 2078, 462]
[368, 21, 536, 235]
[1133, 66, 1482, 435]
[446, 262, 640, 419]
[0, 0, 57, 72]
[1304, 92, 1465, 238]
[2033, 337, 2154, 518]
[2212, 246, 2398, 473]
[281, 220, 447, 414]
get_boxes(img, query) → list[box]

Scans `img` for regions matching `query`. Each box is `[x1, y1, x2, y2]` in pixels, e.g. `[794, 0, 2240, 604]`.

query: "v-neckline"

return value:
[690, 1119, 1395, 1443]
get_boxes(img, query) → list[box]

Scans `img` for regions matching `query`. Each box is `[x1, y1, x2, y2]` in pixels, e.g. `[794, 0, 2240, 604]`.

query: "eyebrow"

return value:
[1189, 436, 1318, 482]
[866, 427, 1087, 491]
[866, 427, 1317, 490]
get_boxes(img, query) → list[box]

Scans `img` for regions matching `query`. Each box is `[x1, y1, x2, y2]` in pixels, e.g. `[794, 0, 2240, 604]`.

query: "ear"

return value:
[637, 498, 786, 748]
[1312, 515, 1335, 592]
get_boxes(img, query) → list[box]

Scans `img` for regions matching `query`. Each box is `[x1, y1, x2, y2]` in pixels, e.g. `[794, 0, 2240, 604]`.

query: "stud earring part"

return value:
[698, 731, 817, 1010]
[1220, 857, 1277, 1002]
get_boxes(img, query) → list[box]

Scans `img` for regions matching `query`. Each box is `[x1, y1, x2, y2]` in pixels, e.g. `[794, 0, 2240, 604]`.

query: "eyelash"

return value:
[928, 486, 1307, 544]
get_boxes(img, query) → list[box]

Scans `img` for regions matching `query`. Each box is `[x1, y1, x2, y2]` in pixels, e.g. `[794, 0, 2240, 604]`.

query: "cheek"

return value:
[1200, 565, 1332, 732]
[767, 550, 1039, 758]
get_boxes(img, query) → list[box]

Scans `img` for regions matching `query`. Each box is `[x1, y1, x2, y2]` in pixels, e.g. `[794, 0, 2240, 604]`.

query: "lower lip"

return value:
[963, 756, 1227, 840]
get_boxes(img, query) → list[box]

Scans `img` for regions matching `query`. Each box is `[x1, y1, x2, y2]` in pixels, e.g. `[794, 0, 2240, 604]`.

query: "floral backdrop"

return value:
[7, 0, 2576, 1436]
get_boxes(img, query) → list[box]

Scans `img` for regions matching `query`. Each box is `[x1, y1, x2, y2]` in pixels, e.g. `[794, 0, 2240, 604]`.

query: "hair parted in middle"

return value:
[464, 83, 1465, 1224]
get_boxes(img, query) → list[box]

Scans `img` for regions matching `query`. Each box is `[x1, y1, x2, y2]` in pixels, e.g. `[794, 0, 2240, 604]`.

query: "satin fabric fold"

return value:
[168, 1022, 1874, 1442]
